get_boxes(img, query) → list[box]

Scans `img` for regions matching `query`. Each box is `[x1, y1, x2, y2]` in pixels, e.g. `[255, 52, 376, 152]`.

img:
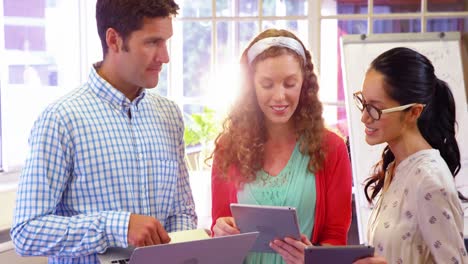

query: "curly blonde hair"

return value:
[212, 28, 325, 184]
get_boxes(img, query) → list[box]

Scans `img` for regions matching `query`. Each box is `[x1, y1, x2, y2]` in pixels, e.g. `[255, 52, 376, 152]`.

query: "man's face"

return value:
[115, 16, 172, 92]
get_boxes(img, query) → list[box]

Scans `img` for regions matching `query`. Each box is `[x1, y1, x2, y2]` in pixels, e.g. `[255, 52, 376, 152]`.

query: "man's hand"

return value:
[127, 214, 170, 247]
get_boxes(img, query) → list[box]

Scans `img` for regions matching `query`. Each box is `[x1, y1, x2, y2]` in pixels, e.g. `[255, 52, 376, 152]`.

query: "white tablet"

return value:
[230, 203, 301, 253]
[304, 245, 375, 264]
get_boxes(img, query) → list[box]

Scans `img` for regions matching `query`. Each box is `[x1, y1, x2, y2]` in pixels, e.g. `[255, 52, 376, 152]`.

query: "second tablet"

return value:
[230, 203, 301, 253]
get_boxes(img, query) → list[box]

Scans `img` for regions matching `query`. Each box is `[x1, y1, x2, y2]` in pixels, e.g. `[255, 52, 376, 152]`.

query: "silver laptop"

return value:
[98, 231, 259, 264]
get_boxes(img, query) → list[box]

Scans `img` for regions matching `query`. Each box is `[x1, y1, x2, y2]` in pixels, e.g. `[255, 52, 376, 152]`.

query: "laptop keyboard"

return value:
[111, 259, 130, 264]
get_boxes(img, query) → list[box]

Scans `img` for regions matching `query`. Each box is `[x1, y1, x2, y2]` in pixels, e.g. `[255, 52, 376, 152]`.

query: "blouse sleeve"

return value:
[416, 167, 467, 263]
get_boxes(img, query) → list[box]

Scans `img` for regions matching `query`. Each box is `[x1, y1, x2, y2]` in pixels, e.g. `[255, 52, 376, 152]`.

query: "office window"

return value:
[428, 0, 467, 12]
[373, 19, 422, 33]
[263, 0, 307, 16]
[182, 22, 212, 97]
[373, 0, 421, 13]
[0, 0, 81, 170]
[1, 0, 468, 172]
[321, 0, 368, 15]
[427, 18, 468, 32]
[173, 0, 309, 122]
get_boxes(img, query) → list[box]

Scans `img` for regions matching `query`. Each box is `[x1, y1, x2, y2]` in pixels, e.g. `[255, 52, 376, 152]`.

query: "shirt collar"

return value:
[88, 62, 146, 110]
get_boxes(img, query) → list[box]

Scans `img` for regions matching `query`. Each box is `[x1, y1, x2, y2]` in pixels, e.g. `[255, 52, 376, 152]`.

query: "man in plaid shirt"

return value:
[10, 1, 197, 263]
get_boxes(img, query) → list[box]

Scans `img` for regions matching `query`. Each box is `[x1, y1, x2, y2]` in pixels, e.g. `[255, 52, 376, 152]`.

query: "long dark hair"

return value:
[364, 47, 462, 202]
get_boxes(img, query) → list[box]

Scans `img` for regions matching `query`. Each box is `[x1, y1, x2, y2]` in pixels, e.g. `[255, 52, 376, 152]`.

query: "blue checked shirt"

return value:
[10, 64, 197, 263]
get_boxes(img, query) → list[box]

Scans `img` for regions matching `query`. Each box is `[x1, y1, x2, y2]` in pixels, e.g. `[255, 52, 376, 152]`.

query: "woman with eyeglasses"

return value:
[353, 47, 467, 264]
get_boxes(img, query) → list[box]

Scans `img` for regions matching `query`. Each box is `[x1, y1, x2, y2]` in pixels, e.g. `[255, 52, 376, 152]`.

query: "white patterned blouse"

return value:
[368, 149, 467, 264]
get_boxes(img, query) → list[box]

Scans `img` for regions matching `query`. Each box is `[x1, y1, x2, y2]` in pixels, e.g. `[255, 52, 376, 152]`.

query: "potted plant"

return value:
[184, 106, 220, 172]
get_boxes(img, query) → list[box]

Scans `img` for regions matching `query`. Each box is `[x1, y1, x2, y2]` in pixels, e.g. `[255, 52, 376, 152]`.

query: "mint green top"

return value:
[237, 142, 316, 264]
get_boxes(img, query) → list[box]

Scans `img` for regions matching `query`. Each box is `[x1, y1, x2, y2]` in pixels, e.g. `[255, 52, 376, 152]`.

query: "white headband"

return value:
[247, 36, 306, 64]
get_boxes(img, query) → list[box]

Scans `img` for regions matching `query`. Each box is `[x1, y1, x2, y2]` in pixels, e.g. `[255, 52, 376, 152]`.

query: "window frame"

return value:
[1, 0, 468, 172]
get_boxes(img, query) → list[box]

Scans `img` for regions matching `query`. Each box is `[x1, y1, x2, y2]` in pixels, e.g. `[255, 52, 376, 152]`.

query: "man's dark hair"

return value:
[96, 0, 179, 56]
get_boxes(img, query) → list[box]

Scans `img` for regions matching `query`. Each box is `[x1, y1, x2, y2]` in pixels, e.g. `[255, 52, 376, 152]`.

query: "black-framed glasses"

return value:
[353, 91, 418, 121]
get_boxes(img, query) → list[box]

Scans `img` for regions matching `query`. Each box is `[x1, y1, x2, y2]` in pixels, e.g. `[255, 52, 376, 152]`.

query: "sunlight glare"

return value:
[204, 63, 241, 116]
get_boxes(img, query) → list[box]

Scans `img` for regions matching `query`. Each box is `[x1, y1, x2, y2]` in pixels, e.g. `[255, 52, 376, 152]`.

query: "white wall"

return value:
[0, 184, 16, 231]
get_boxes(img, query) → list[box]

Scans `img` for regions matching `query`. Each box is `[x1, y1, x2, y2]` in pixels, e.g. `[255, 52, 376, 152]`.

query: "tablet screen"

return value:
[230, 203, 301, 253]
